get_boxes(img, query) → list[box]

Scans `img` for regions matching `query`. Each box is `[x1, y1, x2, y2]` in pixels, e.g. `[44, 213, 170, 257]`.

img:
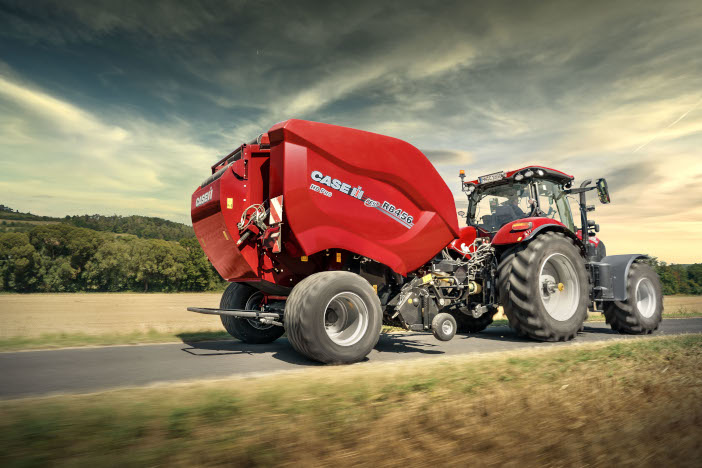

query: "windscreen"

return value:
[468, 182, 532, 232]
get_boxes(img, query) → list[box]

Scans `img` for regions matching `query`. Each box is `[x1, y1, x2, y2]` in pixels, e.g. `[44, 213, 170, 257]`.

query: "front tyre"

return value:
[220, 283, 285, 344]
[432, 313, 458, 341]
[498, 231, 589, 341]
[604, 262, 662, 334]
[284, 271, 382, 364]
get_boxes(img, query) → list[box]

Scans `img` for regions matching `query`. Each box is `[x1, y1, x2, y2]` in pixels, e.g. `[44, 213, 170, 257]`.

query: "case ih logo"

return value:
[310, 170, 414, 229]
[195, 187, 213, 207]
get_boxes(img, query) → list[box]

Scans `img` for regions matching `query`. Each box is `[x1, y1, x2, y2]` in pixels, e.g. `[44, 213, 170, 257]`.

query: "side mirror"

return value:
[457, 210, 466, 217]
[596, 178, 610, 204]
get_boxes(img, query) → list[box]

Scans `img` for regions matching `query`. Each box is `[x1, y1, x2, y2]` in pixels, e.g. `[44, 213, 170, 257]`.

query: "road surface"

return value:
[1, 318, 700, 399]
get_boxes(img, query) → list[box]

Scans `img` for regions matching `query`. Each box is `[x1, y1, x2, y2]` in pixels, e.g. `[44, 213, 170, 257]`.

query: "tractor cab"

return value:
[460, 166, 576, 235]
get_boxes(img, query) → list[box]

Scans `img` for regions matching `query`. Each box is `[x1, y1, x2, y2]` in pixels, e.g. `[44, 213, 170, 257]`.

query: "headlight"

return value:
[537, 169, 544, 176]
[514, 173, 524, 181]
[524, 170, 534, 178]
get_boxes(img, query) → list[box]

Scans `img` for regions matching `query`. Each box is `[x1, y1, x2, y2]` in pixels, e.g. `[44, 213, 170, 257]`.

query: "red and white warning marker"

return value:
[269, 195, 284, 225]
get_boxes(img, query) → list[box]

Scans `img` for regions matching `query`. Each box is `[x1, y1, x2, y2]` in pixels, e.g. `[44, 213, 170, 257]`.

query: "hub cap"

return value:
[324, 292, 369, 346]
[635, 278, 656, 318]
[245, 291, 273, 330]
[539, 253, 580, 321]
[441, 319, 454, 336]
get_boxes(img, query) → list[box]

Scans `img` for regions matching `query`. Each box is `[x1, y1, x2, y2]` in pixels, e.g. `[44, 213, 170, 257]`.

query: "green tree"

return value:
[84, 240, 133, 291]
[0, 232, 43, 292]
[130, 239, 187, 292]
[179, 237, 223, 291]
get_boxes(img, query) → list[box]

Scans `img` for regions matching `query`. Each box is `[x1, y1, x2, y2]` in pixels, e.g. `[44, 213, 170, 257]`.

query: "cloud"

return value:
[0, 74, 218, 222]
[422, 149, 474, 165]
[0, 0, 701, 261]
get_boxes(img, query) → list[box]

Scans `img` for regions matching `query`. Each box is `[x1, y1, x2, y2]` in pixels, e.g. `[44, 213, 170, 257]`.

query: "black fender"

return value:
[524, 224, 587, 256]
[594, 254, 648, 301]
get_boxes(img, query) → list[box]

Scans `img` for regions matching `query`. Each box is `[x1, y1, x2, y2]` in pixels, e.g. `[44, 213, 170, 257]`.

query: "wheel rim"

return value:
[441, 320, 454, 336]
[636, 278, 656, 318]
[245, 291, 273, 330]
[323, 292, 369, 346]
[539, 253, 580, 321]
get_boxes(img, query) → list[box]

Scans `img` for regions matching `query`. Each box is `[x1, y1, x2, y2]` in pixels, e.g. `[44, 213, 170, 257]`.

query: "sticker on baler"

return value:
[269, 195, 284, 224]
[309, 170, 415, 229]
[195, 187, 214, 207]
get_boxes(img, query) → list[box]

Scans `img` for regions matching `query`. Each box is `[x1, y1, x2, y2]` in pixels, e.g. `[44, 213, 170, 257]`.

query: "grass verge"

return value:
[0, 330, 233, 352]
[0, 326, 407, 352]
[2, 311, 701, 352]
[1, 335, 701, 467]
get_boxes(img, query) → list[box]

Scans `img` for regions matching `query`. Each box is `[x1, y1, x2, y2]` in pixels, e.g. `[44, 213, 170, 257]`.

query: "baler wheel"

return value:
[432, 313, 457, 341]
[497, 231, 588, 341]
[220, 283, 285, 344]
[284, 271, 382, 364]
[604, 262, 662, 334]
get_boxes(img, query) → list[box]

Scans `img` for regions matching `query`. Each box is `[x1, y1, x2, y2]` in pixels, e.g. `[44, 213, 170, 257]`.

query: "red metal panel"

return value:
[490, 217, 568, 246]
[192, 119, 460, 282]
[268, 119, 459, 275]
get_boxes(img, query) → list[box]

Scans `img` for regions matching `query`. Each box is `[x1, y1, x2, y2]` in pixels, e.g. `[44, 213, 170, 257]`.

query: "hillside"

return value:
[0, 205, 217, 293]
[0, 205, 194, 241]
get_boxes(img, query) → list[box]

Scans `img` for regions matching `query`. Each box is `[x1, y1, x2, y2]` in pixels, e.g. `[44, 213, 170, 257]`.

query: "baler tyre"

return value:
[499, 231, 589, 341]
[604, 262, 662, 334]
[220, 283, 285, 344]
[454, 311, 493, 334]
[284, 271, 382, 364]
[432, 313, 457, 341]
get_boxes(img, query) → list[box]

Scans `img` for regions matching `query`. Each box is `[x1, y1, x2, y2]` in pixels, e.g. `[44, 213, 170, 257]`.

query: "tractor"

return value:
[188, 119, 663, 363]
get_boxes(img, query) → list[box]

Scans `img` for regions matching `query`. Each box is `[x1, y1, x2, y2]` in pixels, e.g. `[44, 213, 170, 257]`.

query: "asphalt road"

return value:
[2, 318, 701, 399]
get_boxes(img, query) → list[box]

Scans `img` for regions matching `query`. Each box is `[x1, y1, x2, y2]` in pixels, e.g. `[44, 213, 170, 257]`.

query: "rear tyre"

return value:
[432, 313, 457, 341]
[284, 271, 382, 364]
[220, 283, 285, 344]
[498, 232, 589, 341]
[604, 262, 662, 334]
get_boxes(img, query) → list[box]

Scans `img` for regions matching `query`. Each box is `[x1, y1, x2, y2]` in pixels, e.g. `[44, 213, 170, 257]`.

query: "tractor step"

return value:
[187, 307, 282, 320]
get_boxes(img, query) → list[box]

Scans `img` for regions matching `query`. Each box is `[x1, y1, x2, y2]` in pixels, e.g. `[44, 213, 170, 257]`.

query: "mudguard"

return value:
[491, 218, 579, 248]
[596, 254, 648, 301]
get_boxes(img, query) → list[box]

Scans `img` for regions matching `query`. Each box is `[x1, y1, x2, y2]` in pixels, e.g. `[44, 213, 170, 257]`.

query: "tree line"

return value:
[0, 223, 224, 293]
[1, 207, 195, 242]
[0, 218, 699, 295]
[650, 259, 702, 295]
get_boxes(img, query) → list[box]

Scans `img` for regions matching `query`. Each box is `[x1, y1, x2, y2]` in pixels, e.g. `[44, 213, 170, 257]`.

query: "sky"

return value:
[0, 0, 701, 263]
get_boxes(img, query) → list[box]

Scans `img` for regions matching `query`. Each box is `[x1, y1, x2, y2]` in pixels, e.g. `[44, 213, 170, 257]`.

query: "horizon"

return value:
[1, 0, 701, 264]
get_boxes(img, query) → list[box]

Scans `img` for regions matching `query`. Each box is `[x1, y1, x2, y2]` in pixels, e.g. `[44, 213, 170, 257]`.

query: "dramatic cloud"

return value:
[0, 0, 700, 262]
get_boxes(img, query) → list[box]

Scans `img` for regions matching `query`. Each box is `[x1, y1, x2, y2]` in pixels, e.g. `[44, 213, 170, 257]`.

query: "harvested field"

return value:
[0, 293, 222, 338]
[0, 294, 699, 351]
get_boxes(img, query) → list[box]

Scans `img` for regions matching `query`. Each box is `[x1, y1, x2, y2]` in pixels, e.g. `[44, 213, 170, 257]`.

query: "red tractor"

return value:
[189, 119, 663, 363]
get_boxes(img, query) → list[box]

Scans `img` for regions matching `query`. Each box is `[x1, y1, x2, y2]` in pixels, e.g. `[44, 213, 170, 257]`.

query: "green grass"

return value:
[0, 330, 233, 352]
[0, 327, 412, 352]
[1, 334, 700, 467]
[2, 308, 700, 352]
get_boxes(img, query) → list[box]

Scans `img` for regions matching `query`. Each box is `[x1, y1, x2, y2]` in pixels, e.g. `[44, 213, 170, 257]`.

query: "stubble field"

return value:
[0, 293, 700, 351]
